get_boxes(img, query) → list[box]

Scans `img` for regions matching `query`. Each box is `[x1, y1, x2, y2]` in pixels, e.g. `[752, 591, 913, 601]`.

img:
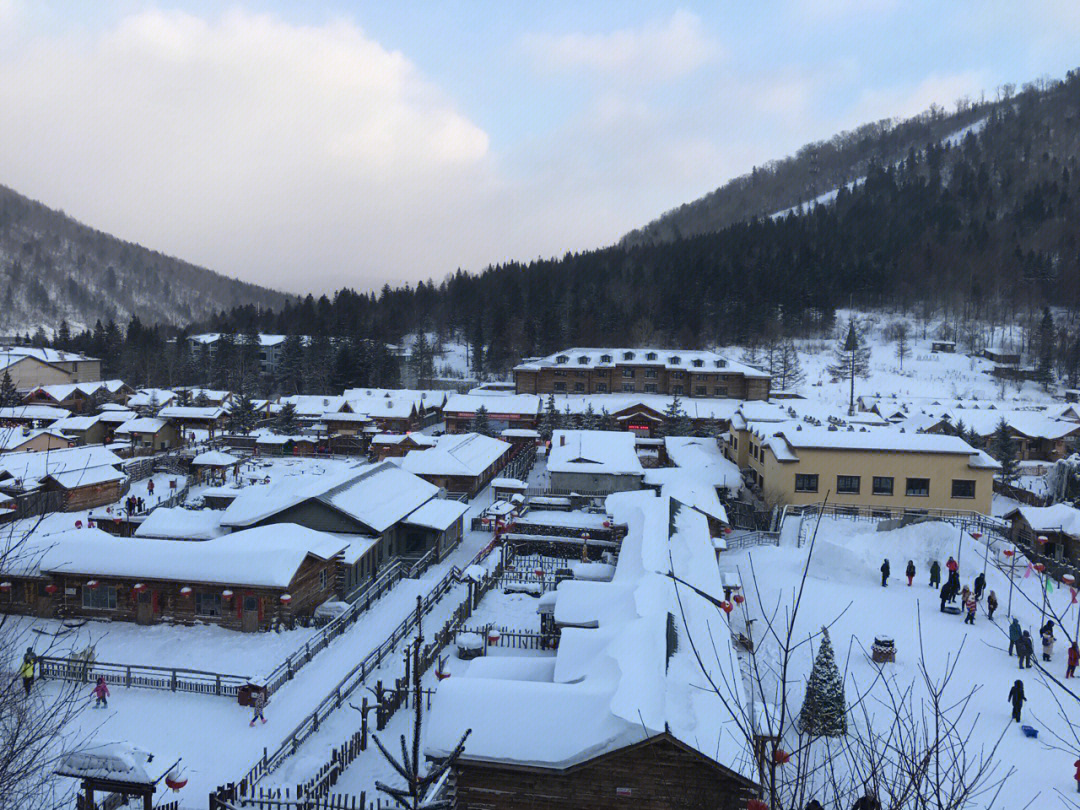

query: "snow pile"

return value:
[56, 742, 177, 785]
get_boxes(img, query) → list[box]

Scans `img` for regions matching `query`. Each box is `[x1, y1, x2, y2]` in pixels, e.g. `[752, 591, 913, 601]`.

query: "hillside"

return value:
[0, 184, 292, 334]
[621, 100, 997, 247]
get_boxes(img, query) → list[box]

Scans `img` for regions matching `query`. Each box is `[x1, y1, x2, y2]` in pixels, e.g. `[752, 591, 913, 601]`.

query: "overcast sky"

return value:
[0, 1, 1077, 295]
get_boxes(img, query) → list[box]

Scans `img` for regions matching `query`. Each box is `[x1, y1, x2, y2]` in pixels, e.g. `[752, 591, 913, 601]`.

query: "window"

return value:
[600, 354, 612, 363]
[195, 592, 222, 617]
[553, 382, 566, 392]
[715, 359, 727, 368]
[715, 386, 728, 397]
[596, 383, 608, 393]
[644, 369, 658, 379]
[644, 383, 658, 393]
[577, 356, 588, 364]
[645, 352, 657, 361]
[694, 386, 706, 396]
[795, 474, 819, 493]
[669, 356, 681, 365]
[622, 368, 635, 378]
[692, 359, 704, 368]
[622, 383, 635, 392]
[731, 436, 738, 450]
[906, 478, 930, 497]
[596, 369, 608, 376]
[672, 385, 684, 395]
[573, 382, 585, 392]
[82, 586, 117, 610]
[555, 355, 568, 364]
[951, 479, 976, 499]
[623, 351, 635, 360]
[872, 476, 894, 496]
[319, 570, 328, 590]
[554, 369, 566, 377]
[836, 475, 861, 494]
[671, 371, 685, 379]
[575, 370, 587, 377]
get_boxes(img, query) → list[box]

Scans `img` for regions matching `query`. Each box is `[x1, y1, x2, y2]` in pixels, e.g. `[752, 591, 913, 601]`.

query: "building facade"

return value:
[514, 348, 770, 399]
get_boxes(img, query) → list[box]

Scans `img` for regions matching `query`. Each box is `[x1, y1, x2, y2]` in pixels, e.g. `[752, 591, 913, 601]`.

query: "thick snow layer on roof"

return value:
[773, 428, 983, 455]
[427, 491, 753, 778]
[49, 415, 102, 432]
[0, 345, 95, 364]
[0, 427, 68, 450]
[222, 461, 438, 533]
[516, 510, 610, 529]
[400, 433, 510, 478]
[277, 395, 349, 416]
[98, 410, 137, 424]
[192, 450, 241, 467]
[39, 525, 345, 587]
[442, 393, 541, 416]
[127, 389, 177, 408]
[134, 508, 226, 540]
[0, 445, 123, 482]
[0, 404, 70, 422]
[1005, 503, 1080, 537]
[546, 393, 742, 421]
[515, 347, 769, 378]
[157, 406, 227, 421]
[548, 430, 643, 476]
[46, 465, 126, 489]
[370, 432, 435, 446]
[657, 475, 729, 525]
[403, 498, 468, 531]
[114, 417, 167, 435]
[56, 742, 177, 785]
[491, 477, 527, 488]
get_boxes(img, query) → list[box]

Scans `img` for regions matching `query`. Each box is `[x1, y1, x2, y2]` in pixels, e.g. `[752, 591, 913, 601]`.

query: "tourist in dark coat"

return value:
[880, 559, 890, 587]
[947, 570, 961, 601]
[929, 560, 941, 588]
[905, 560, 916, 586]
[974, 572, 986, 600]
[1008, 618, 1022, 656]
[1018, 631, 1034, 669]
[986, 590, 998, 620]
[1008, 679, 1026, 722]
[939, 582, 950, 613]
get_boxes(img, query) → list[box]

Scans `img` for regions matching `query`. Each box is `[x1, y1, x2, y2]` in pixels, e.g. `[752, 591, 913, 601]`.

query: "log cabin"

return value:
[400, 432, 512, 497]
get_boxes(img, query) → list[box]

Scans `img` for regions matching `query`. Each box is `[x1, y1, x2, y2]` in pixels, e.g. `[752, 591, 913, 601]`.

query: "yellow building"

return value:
[742, 427, 998, 514]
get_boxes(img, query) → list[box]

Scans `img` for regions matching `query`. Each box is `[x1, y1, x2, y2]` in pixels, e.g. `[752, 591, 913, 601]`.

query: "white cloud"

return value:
[523, 10, 720, 83]
[0, 9, 492, 292]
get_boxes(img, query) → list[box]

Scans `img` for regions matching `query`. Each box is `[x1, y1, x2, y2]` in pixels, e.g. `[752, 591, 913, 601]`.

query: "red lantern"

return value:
[0, 582, 10, 591]
[971, 532, 982, 540]
[535, 568, 544, 579]
[179, 586, 193, 596]
[86, 580, 99, 589]
[132, 583, 146, 592]
[1037, 535, 1048, 545]
[721, 601, 733, 614]
[222, 589, 233, 599]
[279, 593, 292, 604]
[1064, 574, 1076, 586]
[724, 527, 732, 535]
[773, 748, 791, 764]
[164, 769, 188, 791]
[1034, 563, 1046, 573]
[44, 584, 58, 595]
[1003, 549, 1015, 558]
[487, 629, 501, 645]
[747, 800, 769, 810]
[603, 520, 611, 529]
[733, 594, 745, 604]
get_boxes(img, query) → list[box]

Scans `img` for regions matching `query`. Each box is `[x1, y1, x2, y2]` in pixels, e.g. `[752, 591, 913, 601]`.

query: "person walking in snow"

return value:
[905, 560, 916, 586]
[974, 572, 986, 600]
[250, 689, 267, 726]
[147, 478, 154, 496]
[929, 560, 941, 588]
[946, 556, 958, 575]
[19, 654, 35, 696]
[881, 559, 890, 587]
[986, 590, 998, 620]
[1068, 643, 1079, 678]
[947, 570, 961, 602]
[1043, 627, 1056, 662]
[1008, 618, 1022, 656]
[1019, 631, 1034, 669]
[1042, 619, 1056, 638]
[92, 676, 109, 709]
[964, 593, 977, 625]
[939, 582, 951, 613]
[960, 586, 971, 609]
[1008, 679, 1026, 723]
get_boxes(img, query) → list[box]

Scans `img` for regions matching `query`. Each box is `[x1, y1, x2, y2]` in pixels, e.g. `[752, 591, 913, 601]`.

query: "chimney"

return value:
[560, 435, 566, 447]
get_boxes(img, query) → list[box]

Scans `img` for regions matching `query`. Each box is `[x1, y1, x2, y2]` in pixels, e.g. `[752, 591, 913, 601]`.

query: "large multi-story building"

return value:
[188, 333, 289, 376]
[514, 348, 770, 399]
[0, 346, 101, 389]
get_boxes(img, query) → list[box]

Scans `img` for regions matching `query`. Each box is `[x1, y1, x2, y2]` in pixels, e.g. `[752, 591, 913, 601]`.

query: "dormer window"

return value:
[715, 359, 727, 368]
[600, 354, 612, 364]
[669, 356, 681, 365]
[645, 352, 657, 361]
[623, 351, 635, 361]
[556, 355, 569, 364]
[577, 356, 589, 365]
[692, 359, 704, 368]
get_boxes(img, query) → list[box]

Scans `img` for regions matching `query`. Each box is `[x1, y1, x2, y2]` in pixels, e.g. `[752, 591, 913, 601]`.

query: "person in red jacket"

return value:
[1068, 643, 1079, 678]
[963, 594, 977, 625]
[92, 676, 110, 708]
[946, 556, 958, 574]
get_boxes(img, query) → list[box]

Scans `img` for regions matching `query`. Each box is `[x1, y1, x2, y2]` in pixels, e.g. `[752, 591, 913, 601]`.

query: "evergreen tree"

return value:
[274, 402, 299, 435]
[56, 320, 72, 351]
[828, 318, 871, 415]
[470, 404, 490, 436]
[538, 393, 558, 441]
[798, 628, 847, 737]
[0, 369, 18, 408]
[412, 333, 435, 385]
[775, 339, 806, 391]
[953, 418, 966, 439]
[892, 321, 910, 370]
[228, 392, 259, 435]
[598, 407, 616, 431]
[661, 393, 692, 437]
[175, 389, 192, 407]
[581, 402, 599, 431]
[239, 326, 262, 393]
[279, 333, 305, 394]
[1035, 307, 1055, 388]
[990, 418, 1018, 483]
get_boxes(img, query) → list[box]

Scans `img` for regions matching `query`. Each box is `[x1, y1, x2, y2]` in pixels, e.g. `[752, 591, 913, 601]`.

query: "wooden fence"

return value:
[37, 657, 248, 697]
[460, 625, 550, 651]
[791, 502, 1009, 548]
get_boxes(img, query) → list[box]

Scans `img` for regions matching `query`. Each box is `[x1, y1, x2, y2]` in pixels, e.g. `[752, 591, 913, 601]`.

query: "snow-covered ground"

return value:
[727, 517, 1080, 808]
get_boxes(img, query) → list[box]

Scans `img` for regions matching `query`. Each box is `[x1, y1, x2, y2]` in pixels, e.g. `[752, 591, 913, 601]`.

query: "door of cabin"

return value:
[135, 590, 153, 625]
[242, 596, 259, 633]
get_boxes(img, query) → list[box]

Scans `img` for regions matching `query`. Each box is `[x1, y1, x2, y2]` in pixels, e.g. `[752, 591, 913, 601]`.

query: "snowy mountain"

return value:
[0, 183, 292, 334]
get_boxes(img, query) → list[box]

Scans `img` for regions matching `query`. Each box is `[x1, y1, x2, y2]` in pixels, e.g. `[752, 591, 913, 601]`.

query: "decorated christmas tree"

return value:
[798, 627, 847, 737]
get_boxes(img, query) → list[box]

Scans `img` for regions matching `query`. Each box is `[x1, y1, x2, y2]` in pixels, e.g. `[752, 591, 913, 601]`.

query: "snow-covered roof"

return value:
[0, 427, 70, 451]
[45, 465, 126, 489]
[403, 498, 469, 531]
[771, 428, 987, 456]
[0, 345, 96, 365]
[97, 410, 137, 424]
[546, 393, 743, 422]
[400, 433, 510, 478]
[491, 477, 527, 489]
[277, 395, 350, 417]
[127, 389, 177, 408]
[500, 428, 540, 438]
[426, 491, 754, 780]
[221, 461, 438, 534]
[344, 388, 448, 411]
[547, 430, 644, 476]
[192, 450, 241, 467]
[26, 379, 128, 402]
[370, 433, 436, 446]
[134, 507, 226, 541]
[515, 347, 770, 378]
[0, 404, 71, 422]
[442, 393, 541, 416]
[49, 414, 103, 432]
[157, 405, 227, 421]
[0, 445, 123, 483]
[39, 524, 345, 587]
[1005, 503, 1080, 537]
[114, 417, 169, 435]
[55, 742, 178, 786]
